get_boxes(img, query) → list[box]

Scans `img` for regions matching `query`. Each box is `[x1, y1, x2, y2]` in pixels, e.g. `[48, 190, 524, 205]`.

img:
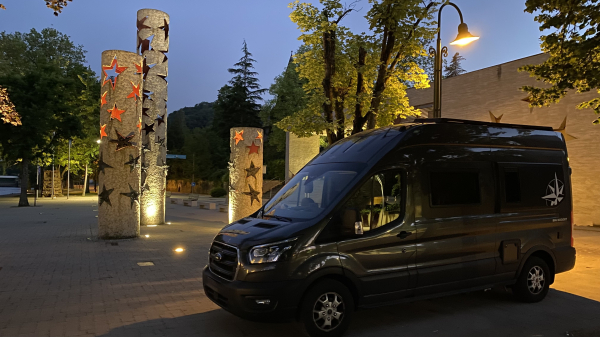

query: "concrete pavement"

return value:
[0, 195, 599, 337]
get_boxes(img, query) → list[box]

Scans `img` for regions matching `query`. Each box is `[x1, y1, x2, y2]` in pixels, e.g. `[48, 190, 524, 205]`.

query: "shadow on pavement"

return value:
[98, 289, 600, 337]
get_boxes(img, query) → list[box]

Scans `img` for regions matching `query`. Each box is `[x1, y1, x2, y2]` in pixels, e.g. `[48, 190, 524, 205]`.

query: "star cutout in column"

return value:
[141, 183, 150, 195]
[98, 153, 113, 175]
[120, 184, 140, 209]
[102, 57, 127, 90]
[100, 124, 108, 139]
[134, 61, 143, 74]
[126, 81, 141, 100]
[101, 92, 108, 107]
[155, 114, 165, 126]
[242, 184, 261, 206]
[107, 104, 126, 122]
[247, 141, 260, 155]
[142, 122, 155, 136]
[142, 143, 151, 153]
[256, 131, 263, 143]
[245, 161, 261, 179]
[142, 107, 150, 118]
[109, 130, 136, 151]
[137, 118, 142, 133]
[141, 163, 149, 173]
[155, 136, 166, 148]
[124, 154, 141, 173]
[234, 130, 244, 145]
[158, 159, 169, 175]
[98, 184, 114, 207]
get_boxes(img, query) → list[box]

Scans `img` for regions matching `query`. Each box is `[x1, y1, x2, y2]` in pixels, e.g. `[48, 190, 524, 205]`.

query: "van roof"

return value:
[310, 118, 565, 165]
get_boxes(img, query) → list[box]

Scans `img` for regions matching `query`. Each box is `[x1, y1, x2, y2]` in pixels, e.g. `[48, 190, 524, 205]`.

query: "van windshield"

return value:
[262, 163, 365, 221]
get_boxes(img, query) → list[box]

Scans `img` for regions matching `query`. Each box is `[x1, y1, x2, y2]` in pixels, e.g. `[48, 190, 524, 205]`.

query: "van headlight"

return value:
[248, 238, 297, 264]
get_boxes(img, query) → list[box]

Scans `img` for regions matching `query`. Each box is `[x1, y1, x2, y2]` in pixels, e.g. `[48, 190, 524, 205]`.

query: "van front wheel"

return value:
[513, 256, 551, 303]
[299, 279, 354, 337]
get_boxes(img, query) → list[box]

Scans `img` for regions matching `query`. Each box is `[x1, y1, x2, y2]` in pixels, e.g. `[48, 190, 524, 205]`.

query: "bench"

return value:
[199, 202, 217, 210]
[183, 194, 199, 206]
[218, 204, 228, 213]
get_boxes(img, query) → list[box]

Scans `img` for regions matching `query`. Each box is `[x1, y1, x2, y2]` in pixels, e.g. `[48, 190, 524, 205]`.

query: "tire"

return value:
[513, 256, 551, 303]
[298, 279, 355, 337]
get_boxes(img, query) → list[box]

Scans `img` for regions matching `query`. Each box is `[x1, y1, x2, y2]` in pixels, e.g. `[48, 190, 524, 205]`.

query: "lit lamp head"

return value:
[449, 22, 479, 46]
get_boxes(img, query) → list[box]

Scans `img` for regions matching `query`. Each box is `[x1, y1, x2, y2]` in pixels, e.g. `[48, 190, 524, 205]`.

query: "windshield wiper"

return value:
[263, 214, 293, 222]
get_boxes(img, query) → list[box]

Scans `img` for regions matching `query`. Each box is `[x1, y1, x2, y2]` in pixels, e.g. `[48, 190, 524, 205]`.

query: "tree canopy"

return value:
[521, 0, 600, 123]
[0, 28, 94, 206]
[444, 52, 466, 78]
[277, 0, 438, 144]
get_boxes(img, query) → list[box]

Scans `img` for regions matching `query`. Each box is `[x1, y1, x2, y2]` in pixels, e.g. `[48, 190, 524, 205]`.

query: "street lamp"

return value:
[429, 2, 479, 118]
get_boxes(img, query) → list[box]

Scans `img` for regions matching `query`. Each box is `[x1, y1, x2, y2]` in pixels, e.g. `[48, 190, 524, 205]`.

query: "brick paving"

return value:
[1, 195, 600, 337]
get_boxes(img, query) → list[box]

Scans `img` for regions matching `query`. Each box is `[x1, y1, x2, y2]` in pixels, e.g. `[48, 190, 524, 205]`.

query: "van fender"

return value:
[516, 245, 557, 282]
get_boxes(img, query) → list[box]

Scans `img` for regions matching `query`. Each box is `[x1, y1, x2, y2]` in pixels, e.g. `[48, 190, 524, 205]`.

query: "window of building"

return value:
[430, 171, 481, 206]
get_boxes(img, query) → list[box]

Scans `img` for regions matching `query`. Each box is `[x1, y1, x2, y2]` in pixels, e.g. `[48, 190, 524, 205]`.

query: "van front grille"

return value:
[209, 241, 238, 281]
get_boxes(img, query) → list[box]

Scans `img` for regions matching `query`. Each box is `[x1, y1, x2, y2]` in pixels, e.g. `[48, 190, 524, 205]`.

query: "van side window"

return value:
[504, 170, 521, 203]
[319, 170, 405, 242]
[430, 171, 481, 206]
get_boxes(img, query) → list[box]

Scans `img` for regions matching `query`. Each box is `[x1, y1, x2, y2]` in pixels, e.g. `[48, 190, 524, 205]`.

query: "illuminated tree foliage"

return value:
[521, 0, 600, 123]
[277, 0, 439, 144]
[0, 0, 72, 15]
[0, 85, 21, 126]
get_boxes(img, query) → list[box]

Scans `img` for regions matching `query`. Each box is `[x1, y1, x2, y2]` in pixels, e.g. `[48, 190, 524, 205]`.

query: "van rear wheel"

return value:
[299, 279, 354, 337]
[513, 256, 551, 303]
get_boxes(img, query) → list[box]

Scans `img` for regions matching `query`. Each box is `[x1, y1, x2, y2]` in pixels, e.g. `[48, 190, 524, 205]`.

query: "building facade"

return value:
[407, 53, 600, 226]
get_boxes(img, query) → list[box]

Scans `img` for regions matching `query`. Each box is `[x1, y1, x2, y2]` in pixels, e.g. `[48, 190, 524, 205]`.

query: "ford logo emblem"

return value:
[214, 253, 222, 262]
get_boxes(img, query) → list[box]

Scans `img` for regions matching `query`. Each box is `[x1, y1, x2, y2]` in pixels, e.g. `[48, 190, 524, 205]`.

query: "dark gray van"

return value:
[203, 118, 576, 337]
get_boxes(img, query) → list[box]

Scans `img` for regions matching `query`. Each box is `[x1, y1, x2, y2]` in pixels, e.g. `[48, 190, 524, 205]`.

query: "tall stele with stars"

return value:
[98, 50, 143, 239]
[229, 127, 264, 223]
[137, 9, 170, 226]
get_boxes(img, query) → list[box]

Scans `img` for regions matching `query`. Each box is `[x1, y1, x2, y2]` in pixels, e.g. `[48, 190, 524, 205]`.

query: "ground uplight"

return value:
[174, 247, 184, 252]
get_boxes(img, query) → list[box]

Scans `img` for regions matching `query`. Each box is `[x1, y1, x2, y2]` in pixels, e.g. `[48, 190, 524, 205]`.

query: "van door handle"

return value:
[397, 231, 412, 239]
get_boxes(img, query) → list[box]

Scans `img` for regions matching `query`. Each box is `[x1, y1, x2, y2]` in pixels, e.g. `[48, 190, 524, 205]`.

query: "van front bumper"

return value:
[202, 266, 302, 322]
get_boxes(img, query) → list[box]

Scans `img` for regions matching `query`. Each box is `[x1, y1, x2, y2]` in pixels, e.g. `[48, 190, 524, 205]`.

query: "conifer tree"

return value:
[444, 52, 466, 78]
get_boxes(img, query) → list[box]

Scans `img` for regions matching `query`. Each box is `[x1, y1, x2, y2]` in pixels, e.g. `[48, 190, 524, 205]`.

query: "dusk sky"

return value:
[0, 0, 545, 114]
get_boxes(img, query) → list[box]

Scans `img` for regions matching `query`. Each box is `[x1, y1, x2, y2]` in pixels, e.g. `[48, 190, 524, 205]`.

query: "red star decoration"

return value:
[234, 130, 244, 145]
[127, 81, 141, 100]
[134, 62, 143, 74]
[256, 131, 263, 143]
[247, 141, 260, 155]
[100, 124, 108, 139]
[137, 118, 142, 132]
[107, 104, 126, 122]
[101, 92, 107, 107]
[102, 57, 128, 90]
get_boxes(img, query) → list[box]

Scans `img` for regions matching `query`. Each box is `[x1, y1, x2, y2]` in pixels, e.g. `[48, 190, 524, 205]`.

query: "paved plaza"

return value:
[0, 195, 599, 337]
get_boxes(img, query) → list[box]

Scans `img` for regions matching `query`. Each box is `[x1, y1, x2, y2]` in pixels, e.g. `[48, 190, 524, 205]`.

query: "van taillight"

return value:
[571, 210, 574, 247]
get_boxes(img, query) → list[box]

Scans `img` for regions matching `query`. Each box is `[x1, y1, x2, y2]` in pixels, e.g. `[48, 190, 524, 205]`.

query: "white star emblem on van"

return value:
[542, 173, 564, 206]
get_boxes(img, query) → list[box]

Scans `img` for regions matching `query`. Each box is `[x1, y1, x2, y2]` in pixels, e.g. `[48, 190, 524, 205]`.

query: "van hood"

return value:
[213, 217, 309, 249]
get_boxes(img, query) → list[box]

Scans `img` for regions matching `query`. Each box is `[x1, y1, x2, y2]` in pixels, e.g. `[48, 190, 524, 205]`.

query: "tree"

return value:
[0, 28, 91, 206]
[0, 0, 72, 15]
[278, 0, 438, 145]
[521, 0, 600, 123]
[212, 41, 265, 167]
[444, 52, 466, 78]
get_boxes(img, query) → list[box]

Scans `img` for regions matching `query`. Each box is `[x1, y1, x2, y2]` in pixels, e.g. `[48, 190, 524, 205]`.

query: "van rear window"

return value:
[430, 171, 481, 206]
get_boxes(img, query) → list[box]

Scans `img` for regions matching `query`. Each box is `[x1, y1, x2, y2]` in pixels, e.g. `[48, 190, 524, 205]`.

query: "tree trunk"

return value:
[18, 158, 29, 207]
[352, 47, 368, 134]
[82, 163, 88, 197]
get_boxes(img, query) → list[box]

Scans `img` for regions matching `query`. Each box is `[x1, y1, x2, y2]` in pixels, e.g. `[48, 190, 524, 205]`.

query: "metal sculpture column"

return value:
[137, 9, 169, 226]
[229, 127, 263, 223]
[98, 50, 143, 239]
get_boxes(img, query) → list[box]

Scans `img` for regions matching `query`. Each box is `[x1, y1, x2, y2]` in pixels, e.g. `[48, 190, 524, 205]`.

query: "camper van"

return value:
[203, 118, 576, 337]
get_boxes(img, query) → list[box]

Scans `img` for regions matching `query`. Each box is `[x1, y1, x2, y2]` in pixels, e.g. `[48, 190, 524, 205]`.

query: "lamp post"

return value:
[429, 2, 479, 118]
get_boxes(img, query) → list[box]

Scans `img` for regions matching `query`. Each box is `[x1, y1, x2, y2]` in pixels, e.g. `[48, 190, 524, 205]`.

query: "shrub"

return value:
[210, 187, 227, 198]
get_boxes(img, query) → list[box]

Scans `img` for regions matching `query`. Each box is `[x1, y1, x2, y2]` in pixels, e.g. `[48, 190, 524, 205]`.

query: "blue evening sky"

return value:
[0, 0, 544, 113]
